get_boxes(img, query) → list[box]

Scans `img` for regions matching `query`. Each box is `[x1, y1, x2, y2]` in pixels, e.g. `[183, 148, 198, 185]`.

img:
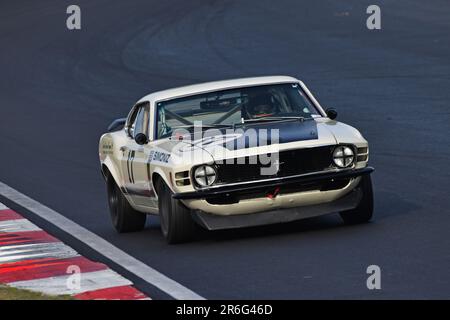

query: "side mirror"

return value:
[325, 108, 338, 120]
[135, 133, 148, 145]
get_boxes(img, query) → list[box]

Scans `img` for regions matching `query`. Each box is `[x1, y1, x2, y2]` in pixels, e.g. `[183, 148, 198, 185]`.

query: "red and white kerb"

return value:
[0, 203, 149, 300]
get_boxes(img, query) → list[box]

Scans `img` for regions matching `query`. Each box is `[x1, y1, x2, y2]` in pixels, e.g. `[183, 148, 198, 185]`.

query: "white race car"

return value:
[99, 76, 374, 243]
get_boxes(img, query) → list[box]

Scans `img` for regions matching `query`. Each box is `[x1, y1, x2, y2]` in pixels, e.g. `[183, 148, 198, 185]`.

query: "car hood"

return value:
[157, 118, 365, 164]
[316, 118, 366, 144]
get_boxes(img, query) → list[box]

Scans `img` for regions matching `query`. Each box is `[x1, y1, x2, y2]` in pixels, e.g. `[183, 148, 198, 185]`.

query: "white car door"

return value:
[120, 103, 157, 210]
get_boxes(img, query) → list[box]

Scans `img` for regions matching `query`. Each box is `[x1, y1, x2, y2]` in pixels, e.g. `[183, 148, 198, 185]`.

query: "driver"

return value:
[246, 93, 276, 118]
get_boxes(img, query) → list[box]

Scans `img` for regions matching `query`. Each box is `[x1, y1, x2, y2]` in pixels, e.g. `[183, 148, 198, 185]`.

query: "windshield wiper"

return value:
[241, 116, 313, 124]
[164, 124, 233, 139]
[171, 124, 233, 130]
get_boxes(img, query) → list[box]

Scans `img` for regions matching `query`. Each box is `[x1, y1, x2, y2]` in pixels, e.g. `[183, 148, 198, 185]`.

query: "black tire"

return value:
[156, 179, 197, 244]
[340, 174, 374, 224]
[106, 174, 146, 233]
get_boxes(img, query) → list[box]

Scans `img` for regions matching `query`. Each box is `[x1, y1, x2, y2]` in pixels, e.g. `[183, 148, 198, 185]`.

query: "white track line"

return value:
[0, 203, 7, 210]
[0, 219, 41, 233]
[0, 242, 79, 263]
[0, 181, 204, 300]
[8, 269, 132, 296]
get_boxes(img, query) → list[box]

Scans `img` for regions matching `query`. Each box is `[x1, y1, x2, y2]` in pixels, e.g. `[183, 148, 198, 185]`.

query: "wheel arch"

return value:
[151, 167, 173, 198]
[101, 158, 122, 189]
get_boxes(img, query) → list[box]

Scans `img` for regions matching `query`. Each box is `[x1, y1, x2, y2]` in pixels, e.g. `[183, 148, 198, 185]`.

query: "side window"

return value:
[128, 103, 150, 139]
[134, 106, 149, 137]
[156, 105, 171, 139]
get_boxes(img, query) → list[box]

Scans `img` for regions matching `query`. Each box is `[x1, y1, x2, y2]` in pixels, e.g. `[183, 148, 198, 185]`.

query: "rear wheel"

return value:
[340, 175, 374, 224]
[107, 174, 146, 233]
[156, 179, 197, 244]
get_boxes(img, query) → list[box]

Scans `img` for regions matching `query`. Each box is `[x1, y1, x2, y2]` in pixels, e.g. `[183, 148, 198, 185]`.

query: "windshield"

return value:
[155, 83, 320, 139]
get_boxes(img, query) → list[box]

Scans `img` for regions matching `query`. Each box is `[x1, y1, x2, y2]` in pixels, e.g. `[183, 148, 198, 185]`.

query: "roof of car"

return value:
[137, 75, 300, 104]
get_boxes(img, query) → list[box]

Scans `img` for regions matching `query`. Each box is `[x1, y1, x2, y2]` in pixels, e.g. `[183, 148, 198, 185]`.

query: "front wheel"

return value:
[157, 180, 198, 244]
[107, 174, 146, 233]
[340, 174, 374, 224]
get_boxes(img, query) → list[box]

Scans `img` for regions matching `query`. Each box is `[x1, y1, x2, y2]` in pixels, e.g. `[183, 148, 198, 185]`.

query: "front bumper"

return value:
[174, 166, 374, 230]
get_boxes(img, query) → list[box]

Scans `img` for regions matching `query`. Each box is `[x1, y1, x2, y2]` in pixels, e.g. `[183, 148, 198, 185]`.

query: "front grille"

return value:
[214, 145, 335, 184]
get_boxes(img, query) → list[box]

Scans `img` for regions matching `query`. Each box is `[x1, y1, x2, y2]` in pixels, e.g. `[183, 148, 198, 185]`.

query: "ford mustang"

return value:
[99, 76, 374, 243]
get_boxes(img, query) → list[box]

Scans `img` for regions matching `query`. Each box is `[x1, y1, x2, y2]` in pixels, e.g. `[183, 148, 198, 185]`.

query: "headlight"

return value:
[333, 146, 354, 168]
[194, 165, 217, 187]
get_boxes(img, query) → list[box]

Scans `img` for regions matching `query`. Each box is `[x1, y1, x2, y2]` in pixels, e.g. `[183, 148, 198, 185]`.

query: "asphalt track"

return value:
[0, 0, 449, 299]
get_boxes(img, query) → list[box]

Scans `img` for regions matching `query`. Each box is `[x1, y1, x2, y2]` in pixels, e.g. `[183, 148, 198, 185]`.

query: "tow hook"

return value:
[266, 187, 281, 199]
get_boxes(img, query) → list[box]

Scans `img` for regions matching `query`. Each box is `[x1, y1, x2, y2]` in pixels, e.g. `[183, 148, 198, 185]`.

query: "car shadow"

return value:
[142, 189, 418, 244]
[203, 214, 344, 242]
[195, 189, 419, 243]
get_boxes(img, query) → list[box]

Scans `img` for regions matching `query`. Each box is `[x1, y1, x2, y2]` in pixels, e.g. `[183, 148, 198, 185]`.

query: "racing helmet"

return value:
[246, 93, 276, 118]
